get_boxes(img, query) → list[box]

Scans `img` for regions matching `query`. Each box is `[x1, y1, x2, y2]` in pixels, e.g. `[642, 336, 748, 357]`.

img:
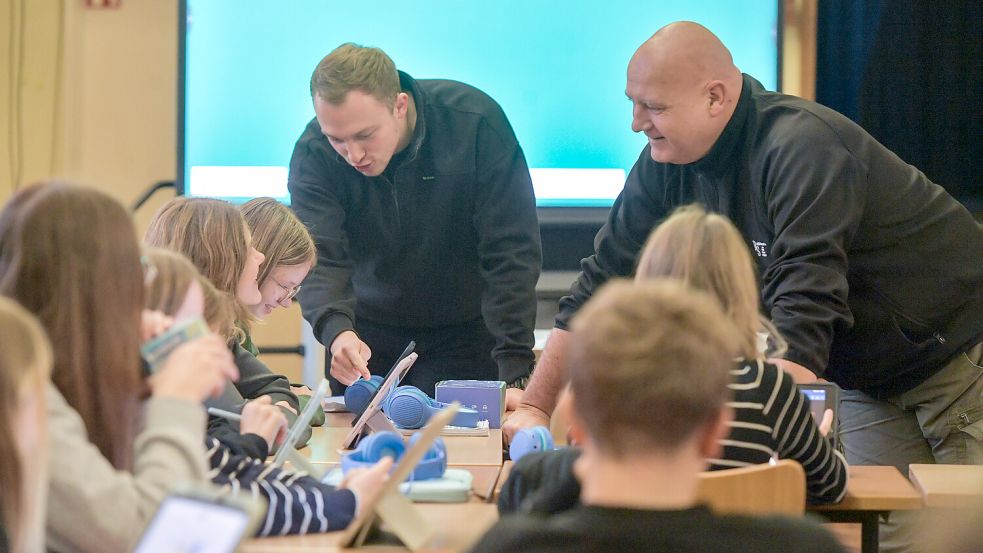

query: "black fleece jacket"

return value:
[556, 74, 983, 399]
[289, 71, 542, 384]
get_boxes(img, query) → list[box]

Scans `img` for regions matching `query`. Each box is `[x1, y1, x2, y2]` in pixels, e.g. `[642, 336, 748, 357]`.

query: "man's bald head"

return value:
[626, 22, 744, 165]
[631, 22, 741, 89]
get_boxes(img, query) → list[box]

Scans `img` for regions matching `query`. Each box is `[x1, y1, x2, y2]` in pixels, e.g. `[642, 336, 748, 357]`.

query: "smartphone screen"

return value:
[133, 495, 252, 553]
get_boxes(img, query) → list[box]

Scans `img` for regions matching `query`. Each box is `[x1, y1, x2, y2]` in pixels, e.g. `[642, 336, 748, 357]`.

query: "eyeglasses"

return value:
[270, 276, 301, 303]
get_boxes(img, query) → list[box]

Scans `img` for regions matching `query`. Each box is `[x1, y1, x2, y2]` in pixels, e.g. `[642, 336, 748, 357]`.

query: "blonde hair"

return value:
[636, 204, 786, 360]
[310, 43, 400, 107]
[0, 297, 52, 553]
[144, 197, 255, 342]
[0, 182, 143, 471]
[241, 197, 315, 287]
[569, 279, 740, 457]
[143, 248, 237, 342]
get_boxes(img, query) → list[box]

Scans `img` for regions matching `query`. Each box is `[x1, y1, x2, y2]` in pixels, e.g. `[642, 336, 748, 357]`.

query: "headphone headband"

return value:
[341, 431, 447, 481]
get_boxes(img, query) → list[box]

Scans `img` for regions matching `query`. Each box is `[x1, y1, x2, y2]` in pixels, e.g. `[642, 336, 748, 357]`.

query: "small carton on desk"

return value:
[435, 380, 505, 428]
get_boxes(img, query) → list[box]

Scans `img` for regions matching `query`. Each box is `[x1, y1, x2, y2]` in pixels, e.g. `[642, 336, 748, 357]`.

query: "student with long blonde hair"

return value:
[0, 182, 236, 552]
[637, 205, 847, 502]
[142, 247, 390, 535]
[145, 197, 306, 451]
[0, 298, 52, 553]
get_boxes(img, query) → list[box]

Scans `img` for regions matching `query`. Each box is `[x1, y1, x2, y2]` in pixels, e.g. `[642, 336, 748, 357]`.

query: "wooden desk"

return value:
[241, 502, 498, 553]
[811, 465, 922, 553]
[909, 464, 983, 508]
[302, 422, 504, 467]
[301, 413, 505, 497]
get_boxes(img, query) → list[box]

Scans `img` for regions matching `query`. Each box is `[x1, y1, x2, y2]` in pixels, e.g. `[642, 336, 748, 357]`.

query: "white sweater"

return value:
[44, 384, 208, 552]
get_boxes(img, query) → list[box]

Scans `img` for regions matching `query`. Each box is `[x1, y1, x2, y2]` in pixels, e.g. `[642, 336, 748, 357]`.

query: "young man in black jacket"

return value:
[288, 44, 541, 396]
[505, 22, 983, 551]
[471, 280, 845, 553]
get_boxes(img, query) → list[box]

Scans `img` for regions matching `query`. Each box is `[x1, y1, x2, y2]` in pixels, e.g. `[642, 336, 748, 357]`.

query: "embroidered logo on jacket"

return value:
[752, 241, 768, 258]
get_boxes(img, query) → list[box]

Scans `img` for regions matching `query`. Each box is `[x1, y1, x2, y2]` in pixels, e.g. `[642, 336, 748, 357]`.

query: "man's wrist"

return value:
[497, 355, 535, 387]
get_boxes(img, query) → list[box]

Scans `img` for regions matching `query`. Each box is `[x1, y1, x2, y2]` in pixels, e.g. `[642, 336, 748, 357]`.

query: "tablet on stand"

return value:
[272, 378, 331, 476]
[342, 351, 419, 450]
[337, 402, 461, 551]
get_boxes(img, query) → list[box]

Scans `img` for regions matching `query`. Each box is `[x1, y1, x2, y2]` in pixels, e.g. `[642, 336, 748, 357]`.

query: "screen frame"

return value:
[175, 0, 784, 217]
[133, 488, 263, 553]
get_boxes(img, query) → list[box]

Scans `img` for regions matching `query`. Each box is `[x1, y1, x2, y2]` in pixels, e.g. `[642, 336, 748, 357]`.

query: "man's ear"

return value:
[564, 389, 589, 448]
[393, 92, 409, 118]
[698, 406, 733, 459]
[706, 80, 728, 117]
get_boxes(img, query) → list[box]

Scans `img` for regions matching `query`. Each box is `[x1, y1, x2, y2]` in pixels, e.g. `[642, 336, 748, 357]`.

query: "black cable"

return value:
[257, 345, 306, 357]
[131, 180, 176, 212]
[13, 0, 24, 188]
[7, 0, 18, 189]
[49, 0, 65, 174]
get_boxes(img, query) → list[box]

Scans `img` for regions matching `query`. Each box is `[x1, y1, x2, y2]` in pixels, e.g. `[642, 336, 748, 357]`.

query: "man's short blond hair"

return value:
[310, 43, 401, 108]
[568, 279, 741, 457]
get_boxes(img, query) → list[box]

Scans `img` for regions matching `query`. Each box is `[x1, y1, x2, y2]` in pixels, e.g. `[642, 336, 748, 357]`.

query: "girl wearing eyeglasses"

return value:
[145, 197, 306, 452]
[241, 197, 315, 324]
[240, 198, 326, 425]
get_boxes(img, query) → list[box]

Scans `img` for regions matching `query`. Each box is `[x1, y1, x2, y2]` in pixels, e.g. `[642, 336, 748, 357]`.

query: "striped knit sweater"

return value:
[205, 437, 357, 536]
[711, 359, 848, 504]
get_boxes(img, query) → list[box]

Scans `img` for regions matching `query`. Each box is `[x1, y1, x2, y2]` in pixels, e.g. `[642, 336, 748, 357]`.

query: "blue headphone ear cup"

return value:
[387, 386, 434, 429]
[407, 433, 447, 480]
[509, 426, 554, 462]
[344, 375, 383, 415]
[361, 431, 405, 462]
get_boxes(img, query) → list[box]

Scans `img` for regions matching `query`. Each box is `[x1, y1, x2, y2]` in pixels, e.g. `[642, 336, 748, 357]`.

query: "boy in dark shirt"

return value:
[470, 280, 844, 553]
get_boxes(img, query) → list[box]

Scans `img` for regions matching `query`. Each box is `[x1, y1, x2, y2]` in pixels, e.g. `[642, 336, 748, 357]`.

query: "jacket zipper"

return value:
[383, 175, 401, 230]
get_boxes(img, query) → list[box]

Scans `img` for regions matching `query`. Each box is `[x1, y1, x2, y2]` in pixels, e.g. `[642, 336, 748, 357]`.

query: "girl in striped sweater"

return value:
[500, 205, 847, 514]
[142, 247, 390, 536]
[636, 205, 847, 503]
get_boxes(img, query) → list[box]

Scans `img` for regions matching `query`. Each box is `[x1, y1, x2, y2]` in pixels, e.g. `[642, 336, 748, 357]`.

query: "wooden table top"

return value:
[908, 464, 983, 508]
[241, 502, 498, 553]
[307, 415, 504, 467]
[811, 465, 923, 512]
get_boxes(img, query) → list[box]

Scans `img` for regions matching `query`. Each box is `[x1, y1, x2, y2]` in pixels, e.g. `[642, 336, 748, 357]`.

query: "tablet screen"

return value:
[800, 388, 828, 425]
[133, 495, 252, 553]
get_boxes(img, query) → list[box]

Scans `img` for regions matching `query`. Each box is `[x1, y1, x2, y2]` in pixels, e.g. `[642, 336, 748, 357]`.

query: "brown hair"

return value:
[310, 43, 401, 107]
[0, 297, 52, 553]
[0, 182, 143, 470]
[144, 197, 255, 341]
[568, 279, 740, 457]
[636, 204, 786, 360]
[143, 247, 237, 342]
[241, 197, 315, 287]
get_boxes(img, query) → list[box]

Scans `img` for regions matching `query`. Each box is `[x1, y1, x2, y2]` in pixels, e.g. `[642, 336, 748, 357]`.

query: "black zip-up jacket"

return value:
[556, 74, 983, 399]
[288, 71, 542, 384]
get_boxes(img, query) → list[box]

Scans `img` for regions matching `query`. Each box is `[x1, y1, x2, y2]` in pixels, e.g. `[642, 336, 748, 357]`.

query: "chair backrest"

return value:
[696, 460, 806, 516]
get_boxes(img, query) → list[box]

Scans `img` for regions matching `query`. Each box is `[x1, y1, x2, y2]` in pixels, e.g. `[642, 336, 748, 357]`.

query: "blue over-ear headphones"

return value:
[386, 386, 480, 429]
[344, 375, 384, 415]
[340, 431, 447, 481]
[509, 426, 555, 462]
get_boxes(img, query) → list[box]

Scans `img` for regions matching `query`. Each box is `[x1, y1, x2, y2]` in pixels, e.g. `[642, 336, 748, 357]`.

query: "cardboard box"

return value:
[435, 380, 505, 428]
